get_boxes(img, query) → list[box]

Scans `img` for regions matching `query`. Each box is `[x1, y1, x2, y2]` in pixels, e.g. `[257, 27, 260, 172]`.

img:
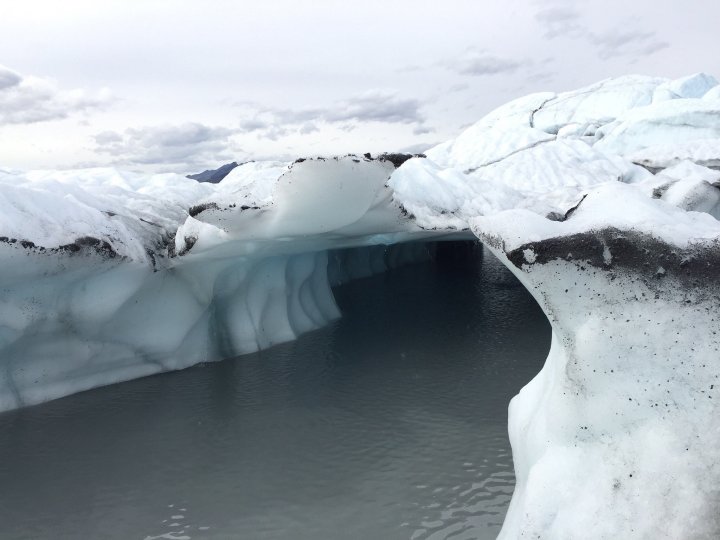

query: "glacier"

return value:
[2, 72, 720, 538]
[0, 157, 450, 411]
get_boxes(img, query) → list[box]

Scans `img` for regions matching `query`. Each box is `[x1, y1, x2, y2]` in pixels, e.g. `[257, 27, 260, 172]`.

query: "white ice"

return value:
[1, 70, 719, 538]
[472, 183, 720, 539]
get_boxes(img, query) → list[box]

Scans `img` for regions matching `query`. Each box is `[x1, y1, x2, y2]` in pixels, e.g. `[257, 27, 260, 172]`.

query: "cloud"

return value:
[324, 90, 424, 124]
[94, 122, 236, 169]
[298, 122, 319, 134]
[398, 141, 437, 154]
[533, 7, 668, 59]
[0, 66, 22, 90]
[239, 118, 269, 132]
[525, 70, 558, 84]
[235, 90, 426, 139]
[412, 124, 435, 135]
[590, 29, 669, 59]
[395, 64, 425, 74]
[443, 49, 555, 89]
[92, 90, 427, 170]
[455, 52, 526, 76]
[441, 48, 544, 79]
[94, 131, 123, 145]
[448, 82, 470, 93]
[262, 125, 290, 141]
[272, 90, 424, 125]
[534, 6, 584, 39]
[0, 64, 112, 124]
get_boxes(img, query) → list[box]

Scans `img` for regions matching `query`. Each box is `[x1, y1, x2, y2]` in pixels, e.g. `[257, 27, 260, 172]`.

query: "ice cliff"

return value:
[1, 72, 720, 538]
[0, 157, 446, 411]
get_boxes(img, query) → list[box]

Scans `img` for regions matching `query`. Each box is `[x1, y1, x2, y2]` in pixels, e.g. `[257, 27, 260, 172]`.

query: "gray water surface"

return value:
[0, 245, 550, 540]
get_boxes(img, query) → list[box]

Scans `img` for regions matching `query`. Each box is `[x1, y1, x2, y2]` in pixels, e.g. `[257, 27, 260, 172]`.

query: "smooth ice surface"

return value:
[0, 249, 550, 540]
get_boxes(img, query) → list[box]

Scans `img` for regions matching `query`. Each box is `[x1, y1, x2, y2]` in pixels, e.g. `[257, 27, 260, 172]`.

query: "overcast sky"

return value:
[0, 0, 718, 173]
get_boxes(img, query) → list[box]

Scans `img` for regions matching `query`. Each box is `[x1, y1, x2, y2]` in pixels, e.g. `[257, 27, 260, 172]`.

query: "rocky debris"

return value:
[189, 202, 219, 218]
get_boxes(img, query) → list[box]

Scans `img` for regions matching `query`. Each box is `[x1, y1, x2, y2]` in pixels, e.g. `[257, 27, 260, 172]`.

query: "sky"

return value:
[0, 0, 718, 174]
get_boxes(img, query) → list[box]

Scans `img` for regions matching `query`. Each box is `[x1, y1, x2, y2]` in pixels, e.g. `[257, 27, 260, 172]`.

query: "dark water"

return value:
[0, 244, 550, 540]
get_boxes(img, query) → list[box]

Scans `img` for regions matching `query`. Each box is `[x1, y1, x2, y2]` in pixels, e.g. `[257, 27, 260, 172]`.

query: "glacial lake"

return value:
[0, 243, 550, 540]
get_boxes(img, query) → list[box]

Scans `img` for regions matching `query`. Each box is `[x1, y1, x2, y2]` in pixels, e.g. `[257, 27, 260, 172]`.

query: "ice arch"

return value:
[0, 238, 463, 411]
[0, 156, 458, 411]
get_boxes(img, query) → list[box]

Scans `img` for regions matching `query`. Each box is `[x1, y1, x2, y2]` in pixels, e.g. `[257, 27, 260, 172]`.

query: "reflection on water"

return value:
[0, 244, 550, 540]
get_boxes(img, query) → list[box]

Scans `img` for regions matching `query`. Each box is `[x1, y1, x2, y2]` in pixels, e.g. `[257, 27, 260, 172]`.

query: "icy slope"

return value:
[396, 72, 719, 229]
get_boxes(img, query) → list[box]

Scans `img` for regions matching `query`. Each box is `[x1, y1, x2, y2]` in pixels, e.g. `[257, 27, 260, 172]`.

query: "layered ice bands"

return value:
[472, 183, 720, 539]
[0, 247, 340, 411]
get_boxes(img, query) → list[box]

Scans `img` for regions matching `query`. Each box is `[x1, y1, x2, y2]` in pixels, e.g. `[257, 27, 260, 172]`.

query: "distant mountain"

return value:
[187, 162, 239, 183]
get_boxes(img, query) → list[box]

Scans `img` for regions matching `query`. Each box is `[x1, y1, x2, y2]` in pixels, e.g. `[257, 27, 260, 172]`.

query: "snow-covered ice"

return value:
[0, 155, 447, 411]
[1, 70, 719, 537]
[472, 183, 720, 539]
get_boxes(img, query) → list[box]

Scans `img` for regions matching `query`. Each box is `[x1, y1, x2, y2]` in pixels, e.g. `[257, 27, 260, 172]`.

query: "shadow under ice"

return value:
[0, 242, 550, 540]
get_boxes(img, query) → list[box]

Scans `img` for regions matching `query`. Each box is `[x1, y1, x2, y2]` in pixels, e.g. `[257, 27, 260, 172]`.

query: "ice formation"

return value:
[1, 71, 720, 537]
[473, 184, 720, 538]
[0, 157, 446, 411]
